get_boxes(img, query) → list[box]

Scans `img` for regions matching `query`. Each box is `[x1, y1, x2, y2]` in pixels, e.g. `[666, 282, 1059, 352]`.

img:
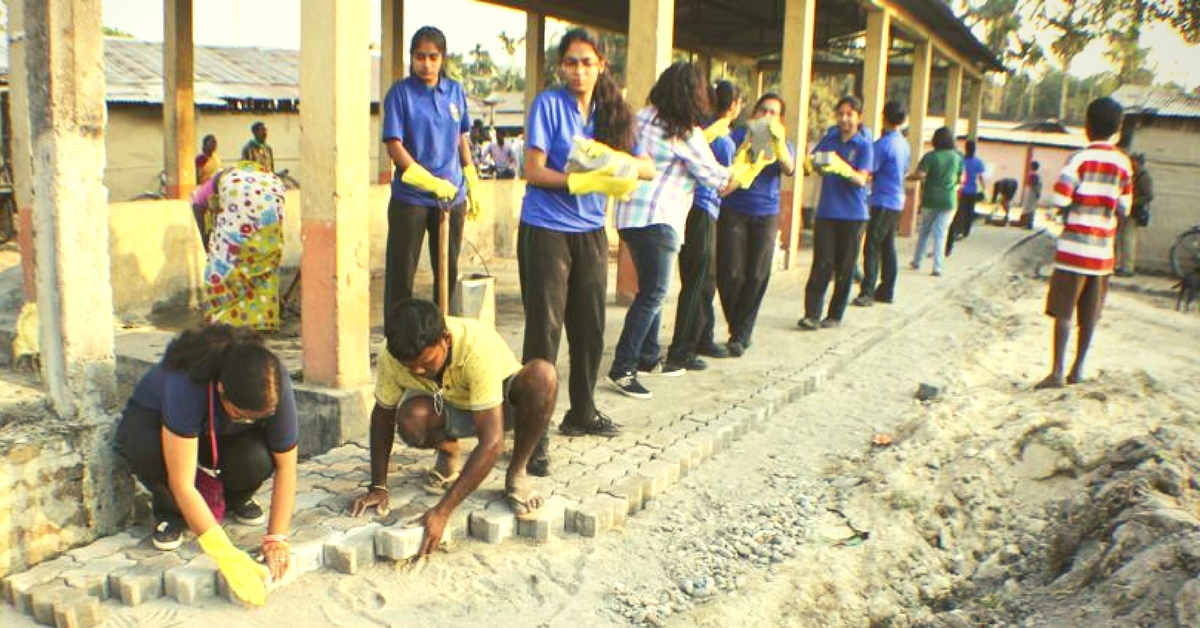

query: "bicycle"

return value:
[131, 170, 168, 201]
[1170, 224, 1200, 279]
[275, 169, 300, 191]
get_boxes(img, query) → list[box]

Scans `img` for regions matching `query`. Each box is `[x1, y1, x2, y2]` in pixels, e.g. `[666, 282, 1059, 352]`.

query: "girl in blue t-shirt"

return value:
[116, 324, 299, 606]
[380, 26, 484, 330]
[519, 28, 647, 444]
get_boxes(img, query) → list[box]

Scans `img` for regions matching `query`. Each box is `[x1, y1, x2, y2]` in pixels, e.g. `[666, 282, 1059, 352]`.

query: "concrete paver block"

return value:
[59, 554, 136, 599]
[109, 554, 183, 607]
[64, 532, 141, 563]
[52, 594, 104, 628]
[29, 581, 74, 625]
[5, 556, 78, 611]
[597, 495, 628, 528]
[374, 525, 424, 561]
[164, 555, 218, 606]
[604, 475, 649, 514]
[323, 523, 381, 574]
[574, 447, 615, 468]
[636, 431, 676, 450]
[514, 496, 570, 543]
[566, 497, 614, 537]
[290, 527, 334, 574]
[636, 459, 678, 498]
[468, 509, 515, 544]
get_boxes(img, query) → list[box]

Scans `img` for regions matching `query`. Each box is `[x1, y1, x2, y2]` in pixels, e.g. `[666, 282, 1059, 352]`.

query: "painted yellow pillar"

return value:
[163, 0, 196, 199]
[967, 77, 985, 141]
[779, 0, 816, 268]
[8, 0, 37, 302]
[20, 0, 117, 417]
[524, 11, 545, 122]
[944, 63, 964, 137]
[900, 38, 932, 238]
[618, 0, 675, 304]
[377, 0, 403, 184]
[299, 0, 372, 388]
[861, 10, 891, 136]
[750, 68, 765, 106]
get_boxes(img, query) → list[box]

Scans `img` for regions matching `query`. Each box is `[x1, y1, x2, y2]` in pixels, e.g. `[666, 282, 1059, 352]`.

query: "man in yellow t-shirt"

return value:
[349, 298, 556, 556]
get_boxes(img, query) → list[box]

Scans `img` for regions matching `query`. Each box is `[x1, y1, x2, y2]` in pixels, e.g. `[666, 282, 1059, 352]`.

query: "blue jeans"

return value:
[911, 208, 953, 273]
[611, 224, 681, 375]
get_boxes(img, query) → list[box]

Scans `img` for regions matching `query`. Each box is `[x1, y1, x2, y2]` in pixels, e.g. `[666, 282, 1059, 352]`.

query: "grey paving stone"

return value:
[4, 556, 77, 611]
[29, 580, 74, 625]
[109, 553, 184, 607]
[58, 553, 135, 599]
[164, 555, 218, 606]
[636, 431, 676, 451]
[514, 496, 570, 543]
[52, 594, 104, 628]
[468, 508, 515, 544]
[323, 523, 382, 574]
[374, 525, 424, 561]
[596, 494, 628, 528]
[655, 443, 697, 477]
[292, 489, 334, 512]
[63, 531, 141, 563]
[636, 459, 679, 498]
[551, 463, 590, 481]
[565, 497, 614, 537]
[290, 527, 335, 574]
[604, 475, 649, 514]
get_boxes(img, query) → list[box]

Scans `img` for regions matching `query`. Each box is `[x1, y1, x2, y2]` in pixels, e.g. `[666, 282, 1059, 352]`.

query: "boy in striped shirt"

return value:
[1036, 97, 1133, 390]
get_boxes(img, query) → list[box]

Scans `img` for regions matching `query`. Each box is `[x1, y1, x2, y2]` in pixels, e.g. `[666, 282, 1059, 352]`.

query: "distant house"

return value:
[1113, 85, 1200, 274]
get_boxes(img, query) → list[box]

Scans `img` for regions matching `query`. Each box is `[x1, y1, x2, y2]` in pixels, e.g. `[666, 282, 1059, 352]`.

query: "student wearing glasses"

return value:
[716, 94, 796, 357]
[381, 26, 486, 331]
[117, 324, 299, 607]
[519, 28, 651, 450]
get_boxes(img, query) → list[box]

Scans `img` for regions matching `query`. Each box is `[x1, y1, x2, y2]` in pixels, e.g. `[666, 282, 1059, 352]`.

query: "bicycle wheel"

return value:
[1169, 228, 1200, 278]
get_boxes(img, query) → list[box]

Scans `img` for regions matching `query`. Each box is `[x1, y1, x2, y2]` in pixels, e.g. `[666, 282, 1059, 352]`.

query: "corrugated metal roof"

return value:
[1113, 85, 1200, 119]
[105, 38, 381, 107]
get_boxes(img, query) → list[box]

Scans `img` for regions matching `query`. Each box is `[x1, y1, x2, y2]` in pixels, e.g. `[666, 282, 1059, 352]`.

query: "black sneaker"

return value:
[637, 357, 685, 377]
[526, 437, 551, 477]
[697, 343, 729, 359]
[152, 520, 183, 551]
[821, 317, 842, 329]
[797, 317, 820, 331]
[559, 410, 622, 437]
[667, 356, 707, 371]
[608, 371, 652, 399]
[726, 340, 745, 357]
[231, 499, 266, 525]
[852, 294, 874, 307]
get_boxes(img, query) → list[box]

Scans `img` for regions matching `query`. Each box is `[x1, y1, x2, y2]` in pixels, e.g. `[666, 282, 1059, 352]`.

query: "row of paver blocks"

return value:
[1, 369, 822, 628]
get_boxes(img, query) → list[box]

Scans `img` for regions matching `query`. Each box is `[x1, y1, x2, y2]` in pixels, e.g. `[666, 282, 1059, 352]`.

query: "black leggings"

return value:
[117, 404, 276, 524]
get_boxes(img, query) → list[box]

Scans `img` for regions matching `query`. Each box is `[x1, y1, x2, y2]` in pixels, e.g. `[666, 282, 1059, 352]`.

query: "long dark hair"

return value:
[649, 62, 710, 140]
[712, 80, 741, 119]
[164, 324, 281, 412]
[557, 28, 635, 153]
[410, 26, 448, 80]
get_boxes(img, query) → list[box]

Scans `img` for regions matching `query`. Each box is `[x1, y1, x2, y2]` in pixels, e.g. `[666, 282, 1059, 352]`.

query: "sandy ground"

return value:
[3, 232, 1196, 626]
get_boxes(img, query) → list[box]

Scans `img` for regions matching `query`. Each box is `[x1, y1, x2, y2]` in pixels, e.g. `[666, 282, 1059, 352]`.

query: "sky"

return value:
[100, 0, 1200, 90]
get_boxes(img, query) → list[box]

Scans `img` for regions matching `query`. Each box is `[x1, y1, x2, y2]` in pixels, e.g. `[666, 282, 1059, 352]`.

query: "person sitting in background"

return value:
[195, 134, 222, 185]
[117, 324, 298, 606]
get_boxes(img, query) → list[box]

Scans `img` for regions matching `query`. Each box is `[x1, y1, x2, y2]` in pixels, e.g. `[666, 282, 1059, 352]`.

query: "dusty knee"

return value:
[396, 397, 440, 448]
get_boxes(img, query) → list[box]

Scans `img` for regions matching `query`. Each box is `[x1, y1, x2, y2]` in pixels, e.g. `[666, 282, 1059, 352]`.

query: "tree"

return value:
[1036, 0, 1109, 120]
[497, 31, 524, 70]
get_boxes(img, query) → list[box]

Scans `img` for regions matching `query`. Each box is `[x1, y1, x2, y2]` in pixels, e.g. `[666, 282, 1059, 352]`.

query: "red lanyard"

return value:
[205, 383, 220, 474]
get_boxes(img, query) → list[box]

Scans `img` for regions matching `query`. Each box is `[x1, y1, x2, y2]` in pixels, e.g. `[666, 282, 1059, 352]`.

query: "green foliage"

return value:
[102, 25, 135, 39]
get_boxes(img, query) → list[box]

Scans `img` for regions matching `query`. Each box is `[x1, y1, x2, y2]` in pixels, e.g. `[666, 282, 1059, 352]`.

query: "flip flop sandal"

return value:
[505, 491, 545, 521]
[422, 468, 460, 495]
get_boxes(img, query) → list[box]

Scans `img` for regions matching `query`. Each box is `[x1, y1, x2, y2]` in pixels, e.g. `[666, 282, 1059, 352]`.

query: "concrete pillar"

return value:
[967, 77, 984, 141]
[861, 10, 891, 136]
[524, 11, 545, 124]
[899, 38, 932, 238]
[779, 0, 816, 268]
[944, 63, 963, 138]
[750, 68, 765, 107]
[299, 0, 372, 388]
[20, 0, 118, 418]
[377, 0, 403, 184]
[8, 0, 37, 302]
[163, 0, 196, 199]
[618, 0, 675, 303]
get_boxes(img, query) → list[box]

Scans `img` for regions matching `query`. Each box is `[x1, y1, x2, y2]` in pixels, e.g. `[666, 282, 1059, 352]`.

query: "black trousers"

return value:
[948, 193, 977, 254]
[117, 404, 275, 524]
[859, 207, 901, 301]
[385, 198, 465, 332]
[805, 218, 866, 322]
[668, 208, 718, 362]
[518, 223, 607, 420]
[716, 211, 779, 345]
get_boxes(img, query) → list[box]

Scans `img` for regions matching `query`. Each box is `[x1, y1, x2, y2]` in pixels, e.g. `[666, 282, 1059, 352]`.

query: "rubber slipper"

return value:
[506, 491, 544, 521]
[422, 468, 460, 495]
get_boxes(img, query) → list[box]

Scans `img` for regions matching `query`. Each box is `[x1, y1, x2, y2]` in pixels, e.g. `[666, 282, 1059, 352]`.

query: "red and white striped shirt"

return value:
[1051, 143, 1133, 275]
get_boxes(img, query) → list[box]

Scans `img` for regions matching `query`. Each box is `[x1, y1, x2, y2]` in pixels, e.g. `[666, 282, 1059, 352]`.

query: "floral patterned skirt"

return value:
[204, 169, 285, 331]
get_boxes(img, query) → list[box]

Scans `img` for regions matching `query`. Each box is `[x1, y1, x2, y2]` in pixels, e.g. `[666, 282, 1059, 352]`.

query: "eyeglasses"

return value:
[562, 57, 601, 69]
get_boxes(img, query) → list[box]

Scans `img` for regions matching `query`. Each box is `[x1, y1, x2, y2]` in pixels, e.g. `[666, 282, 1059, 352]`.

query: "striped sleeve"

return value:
[1051, 153, 1079, 208]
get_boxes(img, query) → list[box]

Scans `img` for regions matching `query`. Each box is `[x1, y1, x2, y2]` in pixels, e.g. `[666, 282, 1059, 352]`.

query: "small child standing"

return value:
[1036, 97, 1133, 389]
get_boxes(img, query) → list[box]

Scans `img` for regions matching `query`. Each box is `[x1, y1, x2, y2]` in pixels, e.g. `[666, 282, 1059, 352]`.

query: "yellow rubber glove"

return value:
[728, 147, 776, 189]
[702, 118, 731, 143]
[802, 156, 816, 176]
[573, 137, 616, 159]
[818, 151, 856, 179]
[197, 526, 270, 606]
[401, 163, 458, 201]
[768, 119, 789, 161]
[567, 163, 640, 199]
[463, 164, 486, 221]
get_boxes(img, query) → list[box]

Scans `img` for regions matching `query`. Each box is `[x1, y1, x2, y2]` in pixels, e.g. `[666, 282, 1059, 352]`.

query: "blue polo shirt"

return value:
[721, 127, 796, 217]
[868, 128, 911, 212]
[382, 75, 470, 207]
[521, 88, 603, 232]
[962, 156, 986, 195]
[814, 126, 874, 221]
[694, 133, 736, 218]
[127, 363, 299, 453]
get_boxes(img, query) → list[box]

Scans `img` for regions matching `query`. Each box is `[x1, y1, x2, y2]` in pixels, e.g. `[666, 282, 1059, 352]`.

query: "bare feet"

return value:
[1066, 372, 1083, 385]
[1035, 375, 1065, 390]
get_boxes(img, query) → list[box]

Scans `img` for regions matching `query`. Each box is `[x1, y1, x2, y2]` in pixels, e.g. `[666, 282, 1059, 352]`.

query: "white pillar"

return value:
[944, 63, 964, 137]
[967, 77, 985, 141]
[625, 0, 674, 109]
